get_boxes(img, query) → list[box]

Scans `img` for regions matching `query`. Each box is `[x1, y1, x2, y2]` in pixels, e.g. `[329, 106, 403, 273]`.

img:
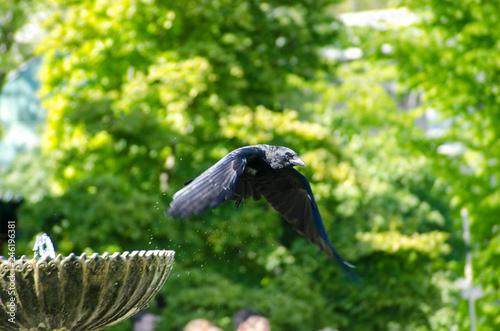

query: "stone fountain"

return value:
[0, 234, 175, 331]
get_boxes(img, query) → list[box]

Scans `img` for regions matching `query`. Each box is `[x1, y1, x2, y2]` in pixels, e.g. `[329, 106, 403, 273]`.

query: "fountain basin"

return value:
[0, 250, 175, 331]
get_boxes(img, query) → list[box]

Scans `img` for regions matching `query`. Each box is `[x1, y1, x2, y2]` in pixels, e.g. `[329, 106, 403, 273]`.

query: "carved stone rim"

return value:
[0, 249, 175, 331]
[0, 249, 175, 263]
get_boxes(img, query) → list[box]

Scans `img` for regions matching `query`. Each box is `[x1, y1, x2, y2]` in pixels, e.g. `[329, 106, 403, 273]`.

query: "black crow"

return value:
[165, 144, 358, 279]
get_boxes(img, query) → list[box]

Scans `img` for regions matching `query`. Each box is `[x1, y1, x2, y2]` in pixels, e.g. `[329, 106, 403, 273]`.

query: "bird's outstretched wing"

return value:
[256, 168, 359, 281]
[165, 153, 248, 218]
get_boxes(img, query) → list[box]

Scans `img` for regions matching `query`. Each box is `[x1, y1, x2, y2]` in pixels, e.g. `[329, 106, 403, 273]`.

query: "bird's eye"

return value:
[285, 153, 292, 160]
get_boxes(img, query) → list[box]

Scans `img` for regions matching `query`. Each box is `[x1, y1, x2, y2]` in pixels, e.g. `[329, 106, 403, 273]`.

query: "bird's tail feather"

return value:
[332, 249, 362, 285]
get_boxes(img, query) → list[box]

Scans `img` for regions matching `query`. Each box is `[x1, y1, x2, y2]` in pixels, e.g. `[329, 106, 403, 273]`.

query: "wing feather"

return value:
[166, 154, 247, 218]
[257, 168, 359, 280]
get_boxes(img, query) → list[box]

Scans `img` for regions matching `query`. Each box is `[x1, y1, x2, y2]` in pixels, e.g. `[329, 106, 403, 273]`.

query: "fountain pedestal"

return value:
[0, 250, 175, 331]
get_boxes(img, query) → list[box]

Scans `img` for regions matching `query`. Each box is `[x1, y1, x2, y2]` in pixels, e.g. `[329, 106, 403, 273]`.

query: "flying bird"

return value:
[165, 144, 358, 280]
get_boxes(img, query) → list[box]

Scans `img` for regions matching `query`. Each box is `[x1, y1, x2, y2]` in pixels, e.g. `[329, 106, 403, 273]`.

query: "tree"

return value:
[5, 0, 454, 329]
[393, 0, 500, 329]
[0, 0, 41, 93]
[348, 0, 500, 329]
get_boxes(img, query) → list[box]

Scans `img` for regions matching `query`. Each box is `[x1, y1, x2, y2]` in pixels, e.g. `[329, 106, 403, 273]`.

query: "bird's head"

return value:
[263, 145, 306, 170]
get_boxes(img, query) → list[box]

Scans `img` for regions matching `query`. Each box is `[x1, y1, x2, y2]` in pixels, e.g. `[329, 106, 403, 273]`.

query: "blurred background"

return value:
[0, 0, 499, 330]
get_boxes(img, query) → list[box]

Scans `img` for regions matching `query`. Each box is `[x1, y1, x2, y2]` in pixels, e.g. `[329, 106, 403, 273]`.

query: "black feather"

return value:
[165, 144, 359, 281]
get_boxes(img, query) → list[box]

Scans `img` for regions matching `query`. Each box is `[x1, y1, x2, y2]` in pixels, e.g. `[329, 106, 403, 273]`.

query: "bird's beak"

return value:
[290, 156, 306, 167]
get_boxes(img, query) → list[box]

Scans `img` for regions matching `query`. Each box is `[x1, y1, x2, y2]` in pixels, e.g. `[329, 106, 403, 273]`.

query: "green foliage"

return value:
[2, 0, 476, 330]
[342, 0, 500, 329]
[386, 0, 500, 329]
[0, 0, 40, 92]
